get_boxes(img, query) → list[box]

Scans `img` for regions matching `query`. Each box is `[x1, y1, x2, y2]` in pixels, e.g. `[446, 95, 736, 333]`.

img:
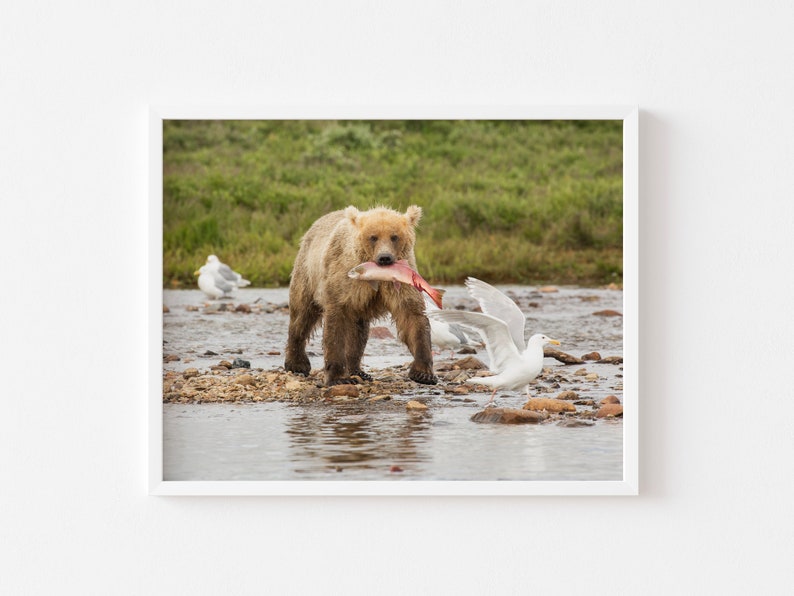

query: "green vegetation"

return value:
[163, 119, 622, 287]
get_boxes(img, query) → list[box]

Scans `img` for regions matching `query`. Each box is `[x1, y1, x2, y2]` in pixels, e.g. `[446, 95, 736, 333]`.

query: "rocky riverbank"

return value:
[162, 353, 623, 424]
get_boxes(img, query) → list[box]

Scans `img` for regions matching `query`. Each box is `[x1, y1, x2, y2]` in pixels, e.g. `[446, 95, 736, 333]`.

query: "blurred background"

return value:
[163, 120, 623, 287]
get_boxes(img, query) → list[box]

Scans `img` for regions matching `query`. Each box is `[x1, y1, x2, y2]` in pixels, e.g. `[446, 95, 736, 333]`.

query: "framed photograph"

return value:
[149, 107, 638, 496]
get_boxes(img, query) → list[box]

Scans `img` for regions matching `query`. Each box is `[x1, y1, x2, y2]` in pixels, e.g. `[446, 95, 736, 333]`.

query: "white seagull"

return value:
[427, 277, 560, 404]
[423, 295, 472, 359]
[194, 255, 251, 299]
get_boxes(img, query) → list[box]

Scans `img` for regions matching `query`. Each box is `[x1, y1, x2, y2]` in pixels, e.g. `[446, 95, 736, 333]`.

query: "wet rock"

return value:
[218, 360, 233, 369]
[442, 370, 469, 383]
[368, 394, 391, 402]
[185, 305, 199, 312]
[326, 384, 360, 398]
[593, 309, 622, 317]
[605, 283, 621, 290]
[390, 465, 404, 473]
[203, 350, 218, 356]
[433, 361, 456, 372]
[579, 295, 599, 302]
[544, 348, 584, 365]
[582, 351, 601, 361]
[598, 356, 624, 365]
[183, 368, 199, 379]
[406, 400, 428, 410]
[285, 380, 305, 391]
[574, 368, 588, 376]
[232, 357, 250, 369]
[600, 395, 621, 405]
[267, 350, 281, 356]
[585, 373, 599, 381]
[557, 390, 579, 400]
[369, 326, 395, 340]
[457, 346, 477, 354]
[596, 404, 623, 418]
[454, 356, 487, 370]
[527, 301, 540, 308]
[300, 387, 322, 400]
[557, 419, 595, 428]
[523, 398, 576, 413]
[234, 303, 252, 313]
[574, 400, 596, 406]
[163, 305, 170, 313]
[163, 354, 180, 362]
[470, 408, 548, 424]
[538, 286, 558, 293]
[444, 385, 470, 395]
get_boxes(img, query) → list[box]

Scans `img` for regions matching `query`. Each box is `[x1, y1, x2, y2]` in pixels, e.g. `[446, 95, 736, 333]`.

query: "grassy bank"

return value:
[163, 119, 622, 287]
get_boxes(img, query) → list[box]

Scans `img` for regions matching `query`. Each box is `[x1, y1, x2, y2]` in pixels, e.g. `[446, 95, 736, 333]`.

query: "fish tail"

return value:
[426, 287, 445, 309]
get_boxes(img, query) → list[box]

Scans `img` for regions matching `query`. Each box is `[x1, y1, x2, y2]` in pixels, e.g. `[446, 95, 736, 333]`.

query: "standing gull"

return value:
[194, 255, 250, 299]
[427, 277, 560, 404]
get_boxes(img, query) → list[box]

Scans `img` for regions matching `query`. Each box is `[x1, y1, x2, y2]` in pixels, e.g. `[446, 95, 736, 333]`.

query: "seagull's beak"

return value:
[549, 339, 561, 346]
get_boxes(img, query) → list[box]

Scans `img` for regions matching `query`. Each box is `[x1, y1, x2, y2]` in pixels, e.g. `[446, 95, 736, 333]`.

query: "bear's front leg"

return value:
[284, 299, 321, 377]
[321, 309, 357, 386]
[345, 318, 373, 382]
[393, 308, 437, 385]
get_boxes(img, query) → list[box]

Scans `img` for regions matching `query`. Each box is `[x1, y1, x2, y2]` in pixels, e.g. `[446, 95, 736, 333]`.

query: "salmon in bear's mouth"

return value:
[348, 260, 445, 308]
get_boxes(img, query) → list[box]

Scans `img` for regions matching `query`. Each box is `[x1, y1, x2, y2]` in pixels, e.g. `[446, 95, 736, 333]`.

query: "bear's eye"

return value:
[390, 235, 398, 243]
[369, 235, 378, 243]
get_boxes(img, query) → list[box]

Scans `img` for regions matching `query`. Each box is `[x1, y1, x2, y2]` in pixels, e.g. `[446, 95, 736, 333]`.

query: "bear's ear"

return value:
[405, 205, 422, 227]
[345, 206, 360, 227]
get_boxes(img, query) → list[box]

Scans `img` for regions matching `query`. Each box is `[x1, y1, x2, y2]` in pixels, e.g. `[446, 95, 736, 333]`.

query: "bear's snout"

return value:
[376, 253, 395, 266]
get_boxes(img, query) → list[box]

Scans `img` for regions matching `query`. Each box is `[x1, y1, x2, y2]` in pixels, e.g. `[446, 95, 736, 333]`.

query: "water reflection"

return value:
[285, 403, 432, 473]
[163, 402, 623, 481]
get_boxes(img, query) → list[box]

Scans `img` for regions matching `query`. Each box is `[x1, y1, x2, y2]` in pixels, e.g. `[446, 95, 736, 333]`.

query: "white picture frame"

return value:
[149, 106, 638, 496]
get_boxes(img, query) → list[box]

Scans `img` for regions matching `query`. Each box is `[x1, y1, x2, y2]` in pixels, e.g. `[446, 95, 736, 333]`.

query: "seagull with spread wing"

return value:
[427, 277, 560, 404]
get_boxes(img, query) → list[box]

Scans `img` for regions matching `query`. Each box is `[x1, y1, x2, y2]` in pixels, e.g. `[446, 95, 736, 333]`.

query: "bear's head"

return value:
[345, 205, 422, 265]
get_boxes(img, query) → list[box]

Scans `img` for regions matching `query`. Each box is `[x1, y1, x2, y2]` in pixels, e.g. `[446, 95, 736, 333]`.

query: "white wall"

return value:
[3, 1, 793, 593]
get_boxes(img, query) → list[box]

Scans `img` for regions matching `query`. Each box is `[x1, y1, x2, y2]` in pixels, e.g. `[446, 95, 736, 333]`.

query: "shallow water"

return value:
[162, 285, 624, 481]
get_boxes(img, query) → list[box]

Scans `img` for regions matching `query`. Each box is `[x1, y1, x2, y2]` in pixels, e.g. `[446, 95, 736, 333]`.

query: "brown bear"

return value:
[284, 205, 437, 386]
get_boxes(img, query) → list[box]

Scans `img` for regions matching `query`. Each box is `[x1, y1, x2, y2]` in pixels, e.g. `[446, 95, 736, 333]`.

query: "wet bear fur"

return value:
[284, 205, 437, 386]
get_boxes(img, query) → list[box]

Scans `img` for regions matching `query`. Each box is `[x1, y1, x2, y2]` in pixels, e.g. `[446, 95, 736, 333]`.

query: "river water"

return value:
[162, 285, 624, 481]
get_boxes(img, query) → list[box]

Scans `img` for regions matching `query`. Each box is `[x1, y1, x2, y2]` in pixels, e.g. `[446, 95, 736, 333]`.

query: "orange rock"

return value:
[538, 286, 558, 293]
[557, 390, 579, 400]
[582, 351, 601, 361]
[593, 310, 622, 317]
[596, 404, 623, 418]
[600, 395, 621, 405]
[523, 398, 576, 413]
[453, 356, 487, 370]
[326, 384, 360, 398]
[470, 408, 548, 424]
[405, 400, 428, 410]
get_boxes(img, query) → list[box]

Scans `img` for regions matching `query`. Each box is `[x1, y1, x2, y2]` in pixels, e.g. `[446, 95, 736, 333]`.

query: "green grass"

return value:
[163, 119, 623, 287]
